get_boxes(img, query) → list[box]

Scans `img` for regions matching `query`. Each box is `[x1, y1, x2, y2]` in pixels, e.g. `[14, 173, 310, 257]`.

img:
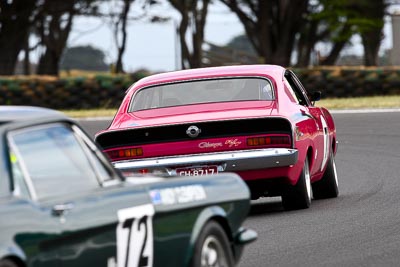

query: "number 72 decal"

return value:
[116, 204, 155, 267]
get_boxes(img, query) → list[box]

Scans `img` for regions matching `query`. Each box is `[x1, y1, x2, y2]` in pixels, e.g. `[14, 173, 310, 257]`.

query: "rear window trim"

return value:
[128, 76, 275, 113]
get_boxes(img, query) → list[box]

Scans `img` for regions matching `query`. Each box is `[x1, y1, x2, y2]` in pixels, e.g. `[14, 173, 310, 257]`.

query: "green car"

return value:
[0, 106, 256, 267]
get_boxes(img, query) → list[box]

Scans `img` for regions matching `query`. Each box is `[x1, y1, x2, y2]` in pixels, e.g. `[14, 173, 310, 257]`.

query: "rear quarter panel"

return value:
[274, 77, 323, 183]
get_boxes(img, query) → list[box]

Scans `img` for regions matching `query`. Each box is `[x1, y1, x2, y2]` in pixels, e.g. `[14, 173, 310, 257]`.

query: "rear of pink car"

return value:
[96, 65, 338, 210]
[97, 110, 298, 180]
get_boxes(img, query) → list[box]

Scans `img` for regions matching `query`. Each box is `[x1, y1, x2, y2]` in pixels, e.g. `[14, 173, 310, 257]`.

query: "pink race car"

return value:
[96, 65, 339, 210]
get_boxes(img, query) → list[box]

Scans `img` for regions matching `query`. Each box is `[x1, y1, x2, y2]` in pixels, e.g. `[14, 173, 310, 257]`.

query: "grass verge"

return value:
[62, 95, 400, 118]
[317, 95, 400, 110]
[63, 109, 117, 118]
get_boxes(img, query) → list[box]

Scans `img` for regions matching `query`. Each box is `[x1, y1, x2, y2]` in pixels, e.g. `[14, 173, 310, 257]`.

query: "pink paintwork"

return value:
[96, 65, 338, 210]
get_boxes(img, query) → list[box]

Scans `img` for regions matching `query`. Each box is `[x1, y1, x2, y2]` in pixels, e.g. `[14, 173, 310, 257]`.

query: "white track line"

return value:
[77, 116, 114, 121]
[331, 108, 400, 114]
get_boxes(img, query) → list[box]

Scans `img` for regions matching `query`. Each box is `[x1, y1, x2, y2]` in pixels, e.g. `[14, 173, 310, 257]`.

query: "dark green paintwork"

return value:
[0, 106, 254, 267]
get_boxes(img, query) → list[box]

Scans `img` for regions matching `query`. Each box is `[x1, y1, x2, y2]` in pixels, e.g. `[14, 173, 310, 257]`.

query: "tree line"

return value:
[0, 0, 398, 76]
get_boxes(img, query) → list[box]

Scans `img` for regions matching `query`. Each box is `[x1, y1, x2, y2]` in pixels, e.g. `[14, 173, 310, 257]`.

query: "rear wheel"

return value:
[282, 157, 311, 210]
[312, 151, 339, 199]
[191, 221, 234, 267]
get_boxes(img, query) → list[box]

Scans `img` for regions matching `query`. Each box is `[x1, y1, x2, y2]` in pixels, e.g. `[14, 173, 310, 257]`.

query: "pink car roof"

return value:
[129, 65, 286, 92]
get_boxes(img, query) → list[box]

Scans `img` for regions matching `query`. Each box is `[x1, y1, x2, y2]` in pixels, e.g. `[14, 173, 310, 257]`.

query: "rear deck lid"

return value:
[114, 101, 276, 129]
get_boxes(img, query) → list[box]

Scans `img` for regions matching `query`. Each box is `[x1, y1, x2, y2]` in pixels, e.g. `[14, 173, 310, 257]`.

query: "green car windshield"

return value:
[130, 77, 274, 112]
[9, 123, 113, 201]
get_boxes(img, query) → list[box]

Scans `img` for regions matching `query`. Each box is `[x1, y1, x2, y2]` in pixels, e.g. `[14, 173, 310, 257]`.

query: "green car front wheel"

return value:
[191, 220, 234, 267]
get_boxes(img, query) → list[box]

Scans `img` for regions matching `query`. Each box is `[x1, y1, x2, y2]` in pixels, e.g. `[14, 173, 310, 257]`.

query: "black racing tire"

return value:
[282, 157, 312, 210]
[190, 220, 234, 267]
[0, 259, 18, 267]
[312, 151, 339, 199]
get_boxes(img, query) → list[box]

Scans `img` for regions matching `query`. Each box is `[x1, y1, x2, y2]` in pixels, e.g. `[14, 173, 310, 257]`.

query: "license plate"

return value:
[176, 166, 218, 176]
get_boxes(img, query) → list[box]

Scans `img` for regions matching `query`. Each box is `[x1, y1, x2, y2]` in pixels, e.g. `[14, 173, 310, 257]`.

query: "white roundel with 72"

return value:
[109, 204, 155, 267]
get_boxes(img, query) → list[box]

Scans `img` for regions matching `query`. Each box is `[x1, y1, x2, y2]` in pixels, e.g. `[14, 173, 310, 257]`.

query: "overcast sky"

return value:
[67, 1, 244, 72]
[65, 2, 396, 73]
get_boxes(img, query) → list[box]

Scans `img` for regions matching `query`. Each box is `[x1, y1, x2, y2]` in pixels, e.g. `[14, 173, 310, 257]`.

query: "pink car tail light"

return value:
[246, 135, 291, 147]
[139, 169, 149, 174]
[106, 147, 143, 160]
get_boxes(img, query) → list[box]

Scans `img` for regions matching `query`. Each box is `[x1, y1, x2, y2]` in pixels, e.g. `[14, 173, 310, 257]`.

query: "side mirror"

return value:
[309, 91, 321, 102]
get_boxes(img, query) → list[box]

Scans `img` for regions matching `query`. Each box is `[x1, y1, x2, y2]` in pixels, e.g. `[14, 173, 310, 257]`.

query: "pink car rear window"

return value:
[129, 78, 274, 112]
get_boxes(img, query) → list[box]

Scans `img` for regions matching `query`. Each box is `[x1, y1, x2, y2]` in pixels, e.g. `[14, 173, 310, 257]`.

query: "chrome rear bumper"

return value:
[114, 148, 298, 175]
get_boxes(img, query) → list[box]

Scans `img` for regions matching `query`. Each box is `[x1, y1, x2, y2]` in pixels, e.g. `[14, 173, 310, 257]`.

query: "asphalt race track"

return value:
[79, 111, 400, 267]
